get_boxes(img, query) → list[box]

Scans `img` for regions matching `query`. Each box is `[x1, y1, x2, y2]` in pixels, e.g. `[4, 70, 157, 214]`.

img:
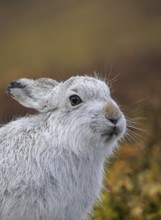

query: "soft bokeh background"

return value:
[0, 1, 161, 219]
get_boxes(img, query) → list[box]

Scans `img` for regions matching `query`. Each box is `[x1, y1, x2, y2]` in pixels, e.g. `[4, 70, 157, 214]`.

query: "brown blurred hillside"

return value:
[0, 0, 161, 122]
[0, 1, 161, 219]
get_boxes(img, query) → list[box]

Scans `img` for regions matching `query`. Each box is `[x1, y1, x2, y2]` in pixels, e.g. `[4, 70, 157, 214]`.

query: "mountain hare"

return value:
[0, 76, 126, 220]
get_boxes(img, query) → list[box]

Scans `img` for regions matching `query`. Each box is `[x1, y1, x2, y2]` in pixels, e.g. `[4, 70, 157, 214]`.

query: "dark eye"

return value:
[70, 95, 82, 106]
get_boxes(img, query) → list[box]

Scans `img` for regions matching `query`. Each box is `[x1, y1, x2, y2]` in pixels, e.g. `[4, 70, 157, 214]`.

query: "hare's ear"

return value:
[36, 78, 59, 88]
[7, 78, 59, 112]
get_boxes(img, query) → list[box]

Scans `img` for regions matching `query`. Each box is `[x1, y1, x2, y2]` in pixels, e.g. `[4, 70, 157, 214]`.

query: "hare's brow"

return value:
[71, 88, 78, 93]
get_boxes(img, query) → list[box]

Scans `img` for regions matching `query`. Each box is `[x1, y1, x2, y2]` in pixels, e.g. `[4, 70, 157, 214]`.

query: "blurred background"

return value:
[0, 0, 161, 219]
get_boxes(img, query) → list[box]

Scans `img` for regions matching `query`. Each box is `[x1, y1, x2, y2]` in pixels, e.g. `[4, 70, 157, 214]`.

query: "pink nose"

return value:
[103, 100, 122, 123]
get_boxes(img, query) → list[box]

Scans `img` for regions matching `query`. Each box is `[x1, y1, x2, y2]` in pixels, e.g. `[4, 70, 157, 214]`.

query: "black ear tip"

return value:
[7, 81, 26, 96]
[8, 81, 26, 89]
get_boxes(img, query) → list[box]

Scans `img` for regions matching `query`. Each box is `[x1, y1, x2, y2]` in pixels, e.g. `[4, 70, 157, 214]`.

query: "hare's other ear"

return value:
[7, 78, 59, 112]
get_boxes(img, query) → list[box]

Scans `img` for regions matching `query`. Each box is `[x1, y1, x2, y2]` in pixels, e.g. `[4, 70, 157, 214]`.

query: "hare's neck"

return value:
[42, 112, 112, 164]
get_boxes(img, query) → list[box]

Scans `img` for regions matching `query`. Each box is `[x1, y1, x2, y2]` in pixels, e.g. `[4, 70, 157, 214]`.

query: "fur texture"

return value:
[0, 76, 126, 220]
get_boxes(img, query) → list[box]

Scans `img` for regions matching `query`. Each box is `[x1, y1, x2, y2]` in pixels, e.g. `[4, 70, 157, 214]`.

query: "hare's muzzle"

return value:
[102, 100, 126, 139]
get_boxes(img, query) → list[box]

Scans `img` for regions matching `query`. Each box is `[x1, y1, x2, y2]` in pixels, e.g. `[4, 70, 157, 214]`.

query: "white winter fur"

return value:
[0, 76, 126, 220]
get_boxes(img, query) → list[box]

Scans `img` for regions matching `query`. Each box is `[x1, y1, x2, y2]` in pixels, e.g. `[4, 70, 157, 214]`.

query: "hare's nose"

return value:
[103, 100, 122, 123]
[107, 118, 118, 125]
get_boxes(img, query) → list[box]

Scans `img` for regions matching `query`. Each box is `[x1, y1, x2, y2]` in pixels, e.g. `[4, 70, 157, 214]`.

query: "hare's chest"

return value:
[62, 159, 104, 219]
[47, 154, 104, 219]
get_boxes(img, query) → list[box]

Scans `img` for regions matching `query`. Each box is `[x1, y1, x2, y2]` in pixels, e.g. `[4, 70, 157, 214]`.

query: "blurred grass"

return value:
[0, 0, 161, 219]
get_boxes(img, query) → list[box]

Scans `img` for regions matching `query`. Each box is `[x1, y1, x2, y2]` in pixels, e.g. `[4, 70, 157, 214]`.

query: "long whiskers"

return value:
[124, 116, 150, 151]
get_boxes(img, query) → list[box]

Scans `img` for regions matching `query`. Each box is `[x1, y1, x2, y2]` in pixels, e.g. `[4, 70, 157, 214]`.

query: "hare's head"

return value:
[7, 76, 126, 154]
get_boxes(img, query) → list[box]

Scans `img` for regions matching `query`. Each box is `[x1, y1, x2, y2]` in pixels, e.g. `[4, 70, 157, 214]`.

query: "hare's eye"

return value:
[70, 95, 82, 106]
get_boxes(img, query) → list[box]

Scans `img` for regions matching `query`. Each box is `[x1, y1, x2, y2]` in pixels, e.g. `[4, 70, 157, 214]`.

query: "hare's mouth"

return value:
[101, 132, 117, 141]
[101, 125, 123, 141]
